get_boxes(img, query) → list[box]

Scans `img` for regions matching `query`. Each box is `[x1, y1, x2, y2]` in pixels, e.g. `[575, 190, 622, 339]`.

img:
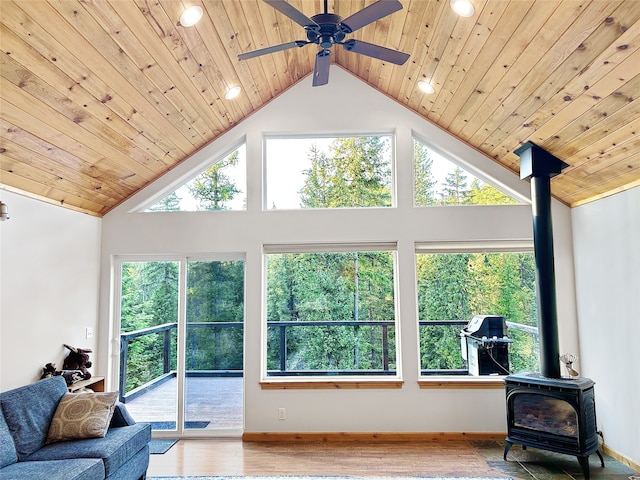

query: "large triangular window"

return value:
[147, 144, 246, 211]
[414, 138, 521, 206]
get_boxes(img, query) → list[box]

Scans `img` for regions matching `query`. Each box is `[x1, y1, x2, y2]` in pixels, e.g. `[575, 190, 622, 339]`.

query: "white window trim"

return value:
[414, 241, 536, 383]
[263, 133, 397, 211]
[261, 243, 402, 384]
[412, 132, 531, 205]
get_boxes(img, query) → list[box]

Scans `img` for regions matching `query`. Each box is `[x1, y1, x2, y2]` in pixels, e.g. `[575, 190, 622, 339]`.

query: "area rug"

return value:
[148, 476, 513, 480]
[149, 438, 179, 454]
[149, 421, 210, 430]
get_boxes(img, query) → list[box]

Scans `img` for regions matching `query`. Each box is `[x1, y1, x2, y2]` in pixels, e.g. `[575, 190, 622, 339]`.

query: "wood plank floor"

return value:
[125, 377, 242, 430]
[147, 439, 639, 479]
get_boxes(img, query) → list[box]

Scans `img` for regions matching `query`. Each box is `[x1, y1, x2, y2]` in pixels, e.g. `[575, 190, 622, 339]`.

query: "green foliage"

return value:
[440, 167, 469, 205]
[188, 151, 240, 210]
[266, 251, 396, 373]
[299, 137, 391, 208]
[120, 260, 244, 392]
[122, 136, 538, 387]
[120, 261, 179, 391]
[148, 192, 181, 211]
[417, 252, 538, 374]
[186, 261, 245, 371]
[414, 140, 438, 206]
[468, 179, 517, 205]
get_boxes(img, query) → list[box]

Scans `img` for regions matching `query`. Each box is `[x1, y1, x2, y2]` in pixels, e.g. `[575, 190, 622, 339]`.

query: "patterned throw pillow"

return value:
[46, 392, 118, 444]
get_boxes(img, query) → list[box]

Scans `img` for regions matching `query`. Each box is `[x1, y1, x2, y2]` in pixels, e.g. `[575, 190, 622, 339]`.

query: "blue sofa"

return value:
[0, 376, 151, 480]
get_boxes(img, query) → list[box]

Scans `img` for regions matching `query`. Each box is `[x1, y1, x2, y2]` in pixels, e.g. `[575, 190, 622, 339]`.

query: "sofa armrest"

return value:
[109, 402, 137, 427]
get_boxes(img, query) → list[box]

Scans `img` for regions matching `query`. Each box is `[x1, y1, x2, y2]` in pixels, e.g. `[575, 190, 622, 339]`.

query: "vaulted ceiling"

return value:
[1, 0, 639, 216]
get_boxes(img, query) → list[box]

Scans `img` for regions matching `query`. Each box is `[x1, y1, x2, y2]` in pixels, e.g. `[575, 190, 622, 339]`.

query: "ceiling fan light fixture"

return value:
[238, 0, 409, 87]
[179, 6, 203, 27]
[450, 0, 475, 17]
[418, 81, 435, 94]
[225, 86, 241, 100]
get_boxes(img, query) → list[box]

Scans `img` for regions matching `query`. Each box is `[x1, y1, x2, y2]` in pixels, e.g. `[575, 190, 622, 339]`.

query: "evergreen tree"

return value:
[188, 151, 240, 210]
[414, 141, 438, 206]
[468, 178, 516, 205]
[299, 137, 391, 208]
[186, 261, 245, 371]
[148, 192, 181, 211]
[299, 144, 332, 208]
[440, 167, 469, 205]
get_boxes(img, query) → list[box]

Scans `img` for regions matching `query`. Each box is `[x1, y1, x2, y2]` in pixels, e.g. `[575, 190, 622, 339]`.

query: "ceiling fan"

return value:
[238, 0, 410, 86]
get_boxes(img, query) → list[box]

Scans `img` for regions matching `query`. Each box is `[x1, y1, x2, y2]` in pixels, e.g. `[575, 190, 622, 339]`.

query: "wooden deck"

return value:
[123, 376, 242, 431]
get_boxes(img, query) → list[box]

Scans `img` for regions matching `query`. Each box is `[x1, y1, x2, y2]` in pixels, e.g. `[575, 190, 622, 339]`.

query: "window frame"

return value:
[111, 253, 247, 397]
[260, 242, 403, 388]
[263, 133, 397, 211]
[412, 134, 528, 207]
[140, 140, 247, 213]
[414, 240, 537, 388]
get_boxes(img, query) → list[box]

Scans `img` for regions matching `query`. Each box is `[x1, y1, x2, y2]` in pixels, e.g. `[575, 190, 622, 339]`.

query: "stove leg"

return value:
[596, 449, 605, 467]
[577, 455, 590, 480]
[503, 441, 513, 461]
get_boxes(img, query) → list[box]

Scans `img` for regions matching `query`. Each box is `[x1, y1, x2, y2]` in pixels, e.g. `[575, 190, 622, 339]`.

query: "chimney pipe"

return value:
[516, 142, 568, 379]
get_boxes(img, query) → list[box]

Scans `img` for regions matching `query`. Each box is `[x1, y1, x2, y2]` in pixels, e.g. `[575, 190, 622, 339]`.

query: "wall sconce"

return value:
[0, 201, 9, 221]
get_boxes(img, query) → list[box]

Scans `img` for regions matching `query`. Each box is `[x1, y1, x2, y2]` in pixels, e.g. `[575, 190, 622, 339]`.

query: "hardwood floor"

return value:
[147, 439, 639, 479]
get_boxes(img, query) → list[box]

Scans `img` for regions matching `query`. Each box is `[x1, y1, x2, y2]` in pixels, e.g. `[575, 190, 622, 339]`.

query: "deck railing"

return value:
[119, 319, 539, 401]
[418, 320, 540, 375]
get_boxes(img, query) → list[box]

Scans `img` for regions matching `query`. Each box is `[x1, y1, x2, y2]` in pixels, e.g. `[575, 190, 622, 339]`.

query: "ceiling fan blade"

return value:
[238, 40, 308, 61]
[312, 50, 331, 87]
[264, 0, 318, 28]
[342, 39, 409, 65]
[340, 0, 403, 33]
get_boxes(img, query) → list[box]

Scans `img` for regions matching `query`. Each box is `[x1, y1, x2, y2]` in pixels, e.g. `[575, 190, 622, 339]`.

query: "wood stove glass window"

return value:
[513, 393, 578, 438]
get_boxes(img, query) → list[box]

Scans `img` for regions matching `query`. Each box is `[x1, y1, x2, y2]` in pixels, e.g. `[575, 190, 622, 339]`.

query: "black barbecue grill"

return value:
[460, 315, 513, 375]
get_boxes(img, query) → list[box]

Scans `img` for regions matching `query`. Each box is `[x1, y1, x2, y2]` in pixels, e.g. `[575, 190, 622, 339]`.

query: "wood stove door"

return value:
[513, 393, 579, 439]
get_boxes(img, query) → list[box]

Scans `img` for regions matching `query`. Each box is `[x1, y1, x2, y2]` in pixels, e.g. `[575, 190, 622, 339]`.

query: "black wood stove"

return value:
[504, 372, 604, 477]
[504, 144, 603, 480]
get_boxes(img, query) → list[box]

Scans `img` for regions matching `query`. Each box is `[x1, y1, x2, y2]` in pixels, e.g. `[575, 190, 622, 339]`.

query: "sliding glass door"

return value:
[117, 256, 244, 435]
[185, 259, 244, 431]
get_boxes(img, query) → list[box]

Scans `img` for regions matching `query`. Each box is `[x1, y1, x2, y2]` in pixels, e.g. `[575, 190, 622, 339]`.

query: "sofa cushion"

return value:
[0, 376, 67, 460]
[47, 391, 118, 443]
[105, 443, 150, 480]
[25, 422, 151, 477]
[0, 413, 18, 468]
[0, 458, 104, 480]
[109, 402, 136, 428]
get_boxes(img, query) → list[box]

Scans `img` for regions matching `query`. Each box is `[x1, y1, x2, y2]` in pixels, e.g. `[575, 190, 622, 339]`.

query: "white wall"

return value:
[100, 67, 580, 435]
[0, 191, 101, 391]
[572, 186, 640, 466]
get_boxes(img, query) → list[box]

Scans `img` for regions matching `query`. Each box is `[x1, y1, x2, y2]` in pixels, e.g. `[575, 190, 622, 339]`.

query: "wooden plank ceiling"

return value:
[1, 0, 639, 216]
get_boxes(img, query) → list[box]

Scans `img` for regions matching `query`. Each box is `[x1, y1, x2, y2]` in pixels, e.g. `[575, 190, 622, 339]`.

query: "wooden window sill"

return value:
[418, 376, 506, 389]
[260, 379, 403, 389]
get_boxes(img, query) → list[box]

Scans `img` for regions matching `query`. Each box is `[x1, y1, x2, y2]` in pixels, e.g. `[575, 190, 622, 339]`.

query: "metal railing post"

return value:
[119, 337, 128, 402]
[382, 324, 389, 371]
[279, 325, 286, 372]
[163, 328, 171, 373]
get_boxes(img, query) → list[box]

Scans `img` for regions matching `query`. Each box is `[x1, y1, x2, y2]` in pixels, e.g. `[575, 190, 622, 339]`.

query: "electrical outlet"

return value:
[85, 327, 94, 339]
[278, 407, 286, 420]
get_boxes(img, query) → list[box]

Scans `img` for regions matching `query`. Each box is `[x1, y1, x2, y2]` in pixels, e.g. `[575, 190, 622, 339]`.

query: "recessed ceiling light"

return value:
[450, 0, 475, 17]
[225, 86, 241, 100]
[180, 6, 203, 27]
[418, 81, 435, 94]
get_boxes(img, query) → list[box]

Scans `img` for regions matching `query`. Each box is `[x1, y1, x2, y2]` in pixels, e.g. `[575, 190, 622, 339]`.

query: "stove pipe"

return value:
[515, 142, 569, 379]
